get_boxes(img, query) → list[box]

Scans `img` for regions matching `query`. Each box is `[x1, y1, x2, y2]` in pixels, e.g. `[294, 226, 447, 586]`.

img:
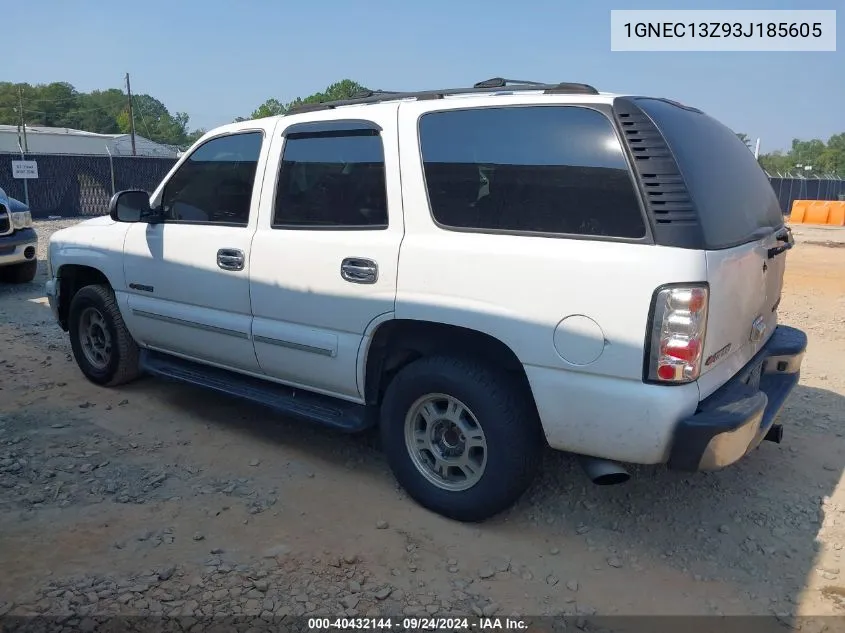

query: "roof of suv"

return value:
[282, 77, 620, 115]
[211, 78, 629, 138]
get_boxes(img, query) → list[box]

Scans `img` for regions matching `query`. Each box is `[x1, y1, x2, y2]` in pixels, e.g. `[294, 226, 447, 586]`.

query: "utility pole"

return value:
[125, 72, 137, 156]
[17, 85, 28, 153]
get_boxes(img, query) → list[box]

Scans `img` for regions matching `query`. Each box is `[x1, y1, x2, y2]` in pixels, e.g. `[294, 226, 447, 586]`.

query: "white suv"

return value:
[44, 78, 807, 521]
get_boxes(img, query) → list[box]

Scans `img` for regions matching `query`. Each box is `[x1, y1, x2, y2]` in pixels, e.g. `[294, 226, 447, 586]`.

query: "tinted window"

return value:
[419, 106, 646, 238]
[636, 98, 784, 249]
[273, 131, 388, 228]
[161, 131, 263, 226]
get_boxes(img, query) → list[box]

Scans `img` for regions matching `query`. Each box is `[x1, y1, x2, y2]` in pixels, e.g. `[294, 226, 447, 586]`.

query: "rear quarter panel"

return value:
[388, 96, 719, 463]
[395, 97, 709, 382]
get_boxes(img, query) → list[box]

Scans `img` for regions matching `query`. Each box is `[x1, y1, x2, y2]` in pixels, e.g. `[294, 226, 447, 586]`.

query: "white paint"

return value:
[697, 231, 785, 399]
[121, 118, 279, 374]
[553, 315, 606, 366]
[248, 105, 403, 400]
[528, 364, 700, 463]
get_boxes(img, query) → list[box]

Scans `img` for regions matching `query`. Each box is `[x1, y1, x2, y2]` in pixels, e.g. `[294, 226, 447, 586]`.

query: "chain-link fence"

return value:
[0, 153, 177, 219]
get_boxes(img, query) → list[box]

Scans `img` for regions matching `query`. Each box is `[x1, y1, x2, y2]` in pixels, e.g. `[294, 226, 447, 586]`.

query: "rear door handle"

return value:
[341, 258, 378, 284]
[217, 248, 245, 271]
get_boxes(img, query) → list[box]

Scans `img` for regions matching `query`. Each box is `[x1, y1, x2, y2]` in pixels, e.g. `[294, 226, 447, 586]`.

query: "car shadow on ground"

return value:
[0, 264, 48, 298]
[121, 371, 845, 619]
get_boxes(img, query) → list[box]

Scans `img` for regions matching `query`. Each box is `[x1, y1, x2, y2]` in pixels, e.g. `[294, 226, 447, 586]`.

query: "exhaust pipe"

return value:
[764, 423, 784, 444]
[578, 455, 631, 486]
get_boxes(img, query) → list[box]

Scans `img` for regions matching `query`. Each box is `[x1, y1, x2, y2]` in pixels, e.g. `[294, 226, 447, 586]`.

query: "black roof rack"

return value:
[286, 77, 600, 114]
[473, 77, 548, 89]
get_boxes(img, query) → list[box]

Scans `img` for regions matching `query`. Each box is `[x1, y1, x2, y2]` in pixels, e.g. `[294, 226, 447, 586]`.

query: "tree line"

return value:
[0, 81, 205, 149]
[2, 79, 843, 177]
[235, 79, 367, 120]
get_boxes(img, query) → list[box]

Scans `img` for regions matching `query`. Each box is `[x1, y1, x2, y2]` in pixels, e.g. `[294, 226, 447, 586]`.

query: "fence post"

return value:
[105, 145, 115, 196]
[17, 141, 30, 208]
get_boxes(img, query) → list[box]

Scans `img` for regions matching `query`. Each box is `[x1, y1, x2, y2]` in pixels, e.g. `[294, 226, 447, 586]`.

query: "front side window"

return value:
[161, 131, 263, 226]
[273, 130, 388, 229]
[418, 106, 646, 239]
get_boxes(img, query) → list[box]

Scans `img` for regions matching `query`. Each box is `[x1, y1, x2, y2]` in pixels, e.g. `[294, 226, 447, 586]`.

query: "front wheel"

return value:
[380, 355, 543, 522]
[68, 284, 140, 386]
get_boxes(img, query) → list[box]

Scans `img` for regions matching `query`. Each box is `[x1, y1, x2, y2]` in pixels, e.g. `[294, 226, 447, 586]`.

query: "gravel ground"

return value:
[0, 217, 844, 628]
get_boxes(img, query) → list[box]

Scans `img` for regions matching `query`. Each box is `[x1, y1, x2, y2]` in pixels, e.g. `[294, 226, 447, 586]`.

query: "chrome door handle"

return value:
[341, 258, 378, 284]
[217, 248, 245, 271]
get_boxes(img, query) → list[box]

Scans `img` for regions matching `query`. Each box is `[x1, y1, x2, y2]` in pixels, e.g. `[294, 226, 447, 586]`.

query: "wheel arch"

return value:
[55, 264, 114, 331]
[362, 319, 537, 410]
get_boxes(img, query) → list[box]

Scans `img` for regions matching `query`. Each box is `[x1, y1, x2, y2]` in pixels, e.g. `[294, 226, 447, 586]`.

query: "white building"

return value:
[0, 124, 180, 158]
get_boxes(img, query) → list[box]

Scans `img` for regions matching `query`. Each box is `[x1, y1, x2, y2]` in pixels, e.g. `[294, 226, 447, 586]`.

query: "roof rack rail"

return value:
[473, 77, 547, 89]
[286, 78, 600, 114]
[351, 89, 403, 99]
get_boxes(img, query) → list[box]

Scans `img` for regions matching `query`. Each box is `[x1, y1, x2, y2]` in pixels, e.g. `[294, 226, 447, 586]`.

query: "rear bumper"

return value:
[668, 325, 808, 471]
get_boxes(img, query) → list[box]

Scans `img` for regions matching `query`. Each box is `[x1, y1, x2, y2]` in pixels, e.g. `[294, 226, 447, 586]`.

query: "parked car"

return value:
[43, 78, 807, 522]
[0, 187, 38, 283]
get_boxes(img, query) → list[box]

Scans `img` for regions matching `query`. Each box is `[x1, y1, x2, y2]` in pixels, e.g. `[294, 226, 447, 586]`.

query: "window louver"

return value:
[615, 108, 697, 226]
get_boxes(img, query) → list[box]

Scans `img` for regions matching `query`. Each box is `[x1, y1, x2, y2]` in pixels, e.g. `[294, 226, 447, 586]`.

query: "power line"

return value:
[132, 94, 154, 140]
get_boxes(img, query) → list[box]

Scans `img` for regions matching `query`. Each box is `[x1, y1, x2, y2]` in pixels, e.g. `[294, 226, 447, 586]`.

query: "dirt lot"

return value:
[0, 219, 844, 626]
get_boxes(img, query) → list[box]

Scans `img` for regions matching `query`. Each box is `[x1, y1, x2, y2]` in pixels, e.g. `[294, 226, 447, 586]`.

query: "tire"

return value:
[0, 259, 37, 284]
[68, 284, 140, 386]
[380, 355, 543, 522]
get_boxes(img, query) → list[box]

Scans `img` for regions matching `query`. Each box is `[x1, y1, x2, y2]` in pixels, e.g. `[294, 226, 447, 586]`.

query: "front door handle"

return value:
[217, 248, 245, 271]
[341, 258, 378, 284]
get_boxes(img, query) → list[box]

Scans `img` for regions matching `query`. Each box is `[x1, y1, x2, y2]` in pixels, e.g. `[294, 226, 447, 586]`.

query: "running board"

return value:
[139, 350, 374, 433]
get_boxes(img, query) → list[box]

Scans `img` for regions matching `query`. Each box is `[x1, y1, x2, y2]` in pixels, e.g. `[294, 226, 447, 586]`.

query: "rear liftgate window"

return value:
[635, 98, 784, 249]
[418, 106, 646, 239]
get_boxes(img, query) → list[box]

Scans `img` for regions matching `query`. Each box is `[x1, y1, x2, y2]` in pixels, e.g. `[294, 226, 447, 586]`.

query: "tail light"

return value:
[645, 284, 709, 384]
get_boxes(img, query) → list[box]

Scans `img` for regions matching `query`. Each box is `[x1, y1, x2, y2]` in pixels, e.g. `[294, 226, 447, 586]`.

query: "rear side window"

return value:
[273, 131, 388, 229]
[418, 106, 646, 239]
[636, 98, 784, 249]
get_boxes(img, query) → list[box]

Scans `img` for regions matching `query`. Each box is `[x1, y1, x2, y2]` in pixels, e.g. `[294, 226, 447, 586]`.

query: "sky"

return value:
[4, 0, 842, 153]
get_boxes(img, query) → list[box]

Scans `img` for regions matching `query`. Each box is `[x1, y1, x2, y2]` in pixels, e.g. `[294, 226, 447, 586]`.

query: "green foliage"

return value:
[243, 79, 368, 121]
[735, 131, 844, 177]
[756, 135, 845, 177]
[0, 81, 204, 149]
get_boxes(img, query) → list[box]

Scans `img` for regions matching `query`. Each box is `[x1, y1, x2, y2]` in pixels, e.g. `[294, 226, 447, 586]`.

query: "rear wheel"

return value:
[0, 259, 37, 284]
[68, 284, 140, 386]
[380, 355, 542, 522]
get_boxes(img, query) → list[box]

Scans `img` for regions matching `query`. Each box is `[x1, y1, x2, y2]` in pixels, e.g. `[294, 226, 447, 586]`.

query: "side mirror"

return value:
[108, 190, 160, 223]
